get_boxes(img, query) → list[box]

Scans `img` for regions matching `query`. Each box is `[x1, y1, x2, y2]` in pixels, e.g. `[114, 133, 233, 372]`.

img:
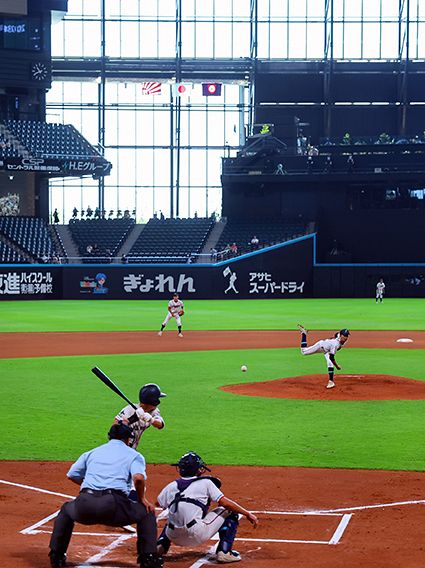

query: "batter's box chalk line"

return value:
[4, 477, 425, 567]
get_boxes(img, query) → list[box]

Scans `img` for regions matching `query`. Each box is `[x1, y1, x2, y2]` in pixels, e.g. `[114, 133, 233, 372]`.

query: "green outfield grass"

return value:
[1, 348, 424, 470]
[1, 297, 425, 332]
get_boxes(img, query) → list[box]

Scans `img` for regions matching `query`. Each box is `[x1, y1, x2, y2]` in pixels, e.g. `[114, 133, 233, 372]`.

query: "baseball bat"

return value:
[91, 366, 137, 410]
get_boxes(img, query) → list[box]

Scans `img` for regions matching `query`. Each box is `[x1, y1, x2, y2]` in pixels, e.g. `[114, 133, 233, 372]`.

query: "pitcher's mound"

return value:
[221, 374, 425, 400]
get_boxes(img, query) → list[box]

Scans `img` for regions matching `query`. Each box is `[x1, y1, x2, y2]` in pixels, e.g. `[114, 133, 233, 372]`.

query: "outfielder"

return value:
[297, 324, 350, 389]
[115, 383, 166, 449]
[156, 452, 258, 563]
[158, 293, 184, 337]
[376, 278, 385, 303]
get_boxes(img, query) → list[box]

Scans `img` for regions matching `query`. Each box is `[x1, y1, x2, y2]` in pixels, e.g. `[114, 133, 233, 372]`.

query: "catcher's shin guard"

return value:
[217, 513, 239, 554]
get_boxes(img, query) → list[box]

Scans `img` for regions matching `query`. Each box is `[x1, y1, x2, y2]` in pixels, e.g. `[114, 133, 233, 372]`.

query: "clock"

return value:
[31, 61, 49, 81]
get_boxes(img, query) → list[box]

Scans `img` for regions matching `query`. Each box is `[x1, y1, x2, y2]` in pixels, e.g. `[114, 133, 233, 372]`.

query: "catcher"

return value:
[158, 293, 184, 337]
[156, 452, 258, 563]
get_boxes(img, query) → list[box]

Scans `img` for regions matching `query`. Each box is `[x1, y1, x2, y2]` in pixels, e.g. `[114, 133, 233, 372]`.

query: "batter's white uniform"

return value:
[163, 299, 184, 327]
[157, 477, 230, 547]
[301, 336, 342, 369]
[376, 281, 385, 300]
[115, 404, 164, 449]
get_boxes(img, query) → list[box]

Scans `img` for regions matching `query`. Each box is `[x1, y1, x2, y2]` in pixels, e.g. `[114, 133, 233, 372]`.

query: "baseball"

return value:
[240, 365, 248, 372]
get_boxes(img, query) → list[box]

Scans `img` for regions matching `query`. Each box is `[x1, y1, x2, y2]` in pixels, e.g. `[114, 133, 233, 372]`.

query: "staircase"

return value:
[54, 225, 79, 262]
[196, 219, 227, 263]
[116, 224, 145, 258]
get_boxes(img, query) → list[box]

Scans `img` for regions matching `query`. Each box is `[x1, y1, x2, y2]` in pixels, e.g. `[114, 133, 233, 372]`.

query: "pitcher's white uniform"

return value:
[157, 477, 230, 546]
[163, 298, 184, 327]
[301, 336, 342, 369]
[115, 404, 164, 449]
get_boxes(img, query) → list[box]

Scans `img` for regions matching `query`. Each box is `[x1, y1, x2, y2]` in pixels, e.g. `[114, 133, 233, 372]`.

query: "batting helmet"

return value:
[339, 328, 350, 337]
[139, 383, 167, 405]
[108, 422, 132, 441]
[173, 452, 211, 477]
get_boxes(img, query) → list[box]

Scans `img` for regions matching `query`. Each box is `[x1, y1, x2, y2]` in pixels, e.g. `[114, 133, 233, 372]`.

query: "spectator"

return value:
[230, 243, 238, 256]
[250, 235, 259, 249]
[121, 254, 128, 264]
[94, 207, 101, 219]
[210, 247, 218, 262]
[72, 207, 78, 219]
[53, 209, 60, 224]
[86, 205, 93, 218]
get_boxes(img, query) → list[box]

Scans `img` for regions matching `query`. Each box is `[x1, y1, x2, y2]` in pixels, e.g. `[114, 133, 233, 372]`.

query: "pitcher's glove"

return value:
[179, 310, 184, 316]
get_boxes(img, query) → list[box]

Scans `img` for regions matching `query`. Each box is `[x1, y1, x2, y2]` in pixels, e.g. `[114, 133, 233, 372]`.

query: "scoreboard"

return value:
[0, 12, 51, 89]
[0, 15, 42, 51]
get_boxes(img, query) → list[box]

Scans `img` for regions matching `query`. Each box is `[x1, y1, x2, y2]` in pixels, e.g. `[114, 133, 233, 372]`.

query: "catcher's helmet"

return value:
[173, 452, 211, 477]
[339, 328, 350, 337]
[139, 383, 167, 405]
[108, 422, 132, 441]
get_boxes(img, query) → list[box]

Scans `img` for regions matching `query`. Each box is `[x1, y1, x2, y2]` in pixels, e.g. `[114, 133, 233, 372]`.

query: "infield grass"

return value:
[1, 298, 425, 332]
[1, 348, 424, 471]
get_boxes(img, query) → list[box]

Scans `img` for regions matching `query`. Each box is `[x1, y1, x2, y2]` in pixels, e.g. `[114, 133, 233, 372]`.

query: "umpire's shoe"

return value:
[138, 552, 164, 568]
[49, 551, 67, 568]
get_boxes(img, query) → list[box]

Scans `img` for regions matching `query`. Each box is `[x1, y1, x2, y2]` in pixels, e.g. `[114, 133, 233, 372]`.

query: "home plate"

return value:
[396, 338, 414, 343]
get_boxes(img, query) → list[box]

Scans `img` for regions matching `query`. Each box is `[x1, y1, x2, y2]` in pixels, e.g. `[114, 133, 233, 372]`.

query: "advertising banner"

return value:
[0, 266, 62, 299]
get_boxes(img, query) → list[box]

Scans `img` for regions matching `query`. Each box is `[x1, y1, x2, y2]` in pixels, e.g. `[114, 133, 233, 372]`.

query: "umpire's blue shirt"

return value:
[67, 439, 146, 495]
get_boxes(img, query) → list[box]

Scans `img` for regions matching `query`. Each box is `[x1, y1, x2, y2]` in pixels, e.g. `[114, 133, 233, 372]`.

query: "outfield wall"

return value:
[0, 235, 424, 299]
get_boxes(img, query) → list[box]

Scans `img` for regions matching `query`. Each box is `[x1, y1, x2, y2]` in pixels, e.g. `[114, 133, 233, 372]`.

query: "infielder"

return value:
[158, 293, 184, 337]
[297, 324, 350, 389]
[115, 383, 166, 450]
[156, 452, 258, 563]
[376, 278, 385, 303]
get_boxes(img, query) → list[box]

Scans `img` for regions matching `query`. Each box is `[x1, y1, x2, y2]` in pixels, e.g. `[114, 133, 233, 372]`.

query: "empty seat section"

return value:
[127, 217, 215, 263]
[3, 120, 100, 159]
[68, 218, 135, 263]
[0, 216, 58, 260]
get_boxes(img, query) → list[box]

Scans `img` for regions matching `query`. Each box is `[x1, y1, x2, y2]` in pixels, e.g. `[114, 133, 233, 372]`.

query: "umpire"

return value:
[48, 423, 163, 568]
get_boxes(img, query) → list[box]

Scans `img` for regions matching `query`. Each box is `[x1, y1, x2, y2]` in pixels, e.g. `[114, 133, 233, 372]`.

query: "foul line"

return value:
[313, 498, 425, 514]
[251, 509, 342, 516]
[0, 478, 74, 499]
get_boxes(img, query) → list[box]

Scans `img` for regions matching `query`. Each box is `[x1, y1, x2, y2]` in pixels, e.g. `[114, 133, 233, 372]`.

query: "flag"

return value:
[172, 83, 193, 97]
[140, 82, 162, 95]
[202, 83, 222, 96]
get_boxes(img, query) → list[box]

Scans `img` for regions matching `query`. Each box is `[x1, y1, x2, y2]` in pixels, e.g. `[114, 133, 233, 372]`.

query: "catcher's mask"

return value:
[139, 383, 167, 406]
[173, 452, 211, 477]
[108, 422, 132, 441]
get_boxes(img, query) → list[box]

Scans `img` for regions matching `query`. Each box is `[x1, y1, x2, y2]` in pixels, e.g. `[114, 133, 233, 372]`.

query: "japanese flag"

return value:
[172, 83, 193, 97]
